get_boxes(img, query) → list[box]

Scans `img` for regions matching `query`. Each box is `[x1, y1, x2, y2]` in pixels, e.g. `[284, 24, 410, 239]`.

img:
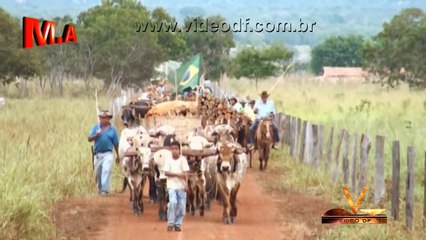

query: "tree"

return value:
[230, 44, 293, 90]
[183, 15, 235, 80]
[77, 0, 165, 91]
[362, 8, 426, 88]
[38, 15, 79, 96]
[0, 8, 42, 96]
[310, 35, 365, 75]
[151, 7, 187, 61]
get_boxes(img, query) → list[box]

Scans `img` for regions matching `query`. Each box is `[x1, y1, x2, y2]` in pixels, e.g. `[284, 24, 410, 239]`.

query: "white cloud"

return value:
[16, 0, 26, 3]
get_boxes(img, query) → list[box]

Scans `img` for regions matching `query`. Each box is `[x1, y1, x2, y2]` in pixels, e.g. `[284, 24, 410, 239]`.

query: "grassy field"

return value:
[0, 83, 127, 239]
[223, 76, 426, 239]
[0, 76, 425, 239]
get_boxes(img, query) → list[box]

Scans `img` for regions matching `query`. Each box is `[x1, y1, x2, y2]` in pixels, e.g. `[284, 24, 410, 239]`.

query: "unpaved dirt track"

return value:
[58, 166, 334, 240]
[94, 168, 284, 240]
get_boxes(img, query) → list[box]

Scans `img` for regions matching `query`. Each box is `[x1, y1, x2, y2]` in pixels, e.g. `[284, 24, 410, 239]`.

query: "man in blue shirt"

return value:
[156, 80, 166, 95]
[88, 110, 120, 196]
[248, 91, 280, 149]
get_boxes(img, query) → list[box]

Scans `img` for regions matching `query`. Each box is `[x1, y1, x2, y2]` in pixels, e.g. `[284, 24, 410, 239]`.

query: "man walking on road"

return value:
[164, 141, 190, 232]
[88, 110, 120, 196]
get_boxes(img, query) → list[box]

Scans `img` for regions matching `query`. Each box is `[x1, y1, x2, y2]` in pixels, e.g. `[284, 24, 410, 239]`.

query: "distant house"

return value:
[319, 67, 367, 82]
[322, 67, 367, 77]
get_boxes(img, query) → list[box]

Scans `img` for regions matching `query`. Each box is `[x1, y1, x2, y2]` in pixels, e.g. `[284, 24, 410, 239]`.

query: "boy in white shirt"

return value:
[164, 141, 190, 232]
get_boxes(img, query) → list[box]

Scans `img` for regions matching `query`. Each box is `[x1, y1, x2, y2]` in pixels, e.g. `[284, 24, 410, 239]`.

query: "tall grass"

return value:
[0, 76, 425, 238]
[0, 97, 112, 239]
[224, 76, 426, 238]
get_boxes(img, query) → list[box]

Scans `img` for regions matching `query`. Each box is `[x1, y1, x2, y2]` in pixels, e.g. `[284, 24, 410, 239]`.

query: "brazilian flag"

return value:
[177, 54, 202, 92]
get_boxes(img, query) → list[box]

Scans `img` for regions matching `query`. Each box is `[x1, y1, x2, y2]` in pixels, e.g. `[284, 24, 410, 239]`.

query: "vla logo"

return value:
[22, 17, 78, 49]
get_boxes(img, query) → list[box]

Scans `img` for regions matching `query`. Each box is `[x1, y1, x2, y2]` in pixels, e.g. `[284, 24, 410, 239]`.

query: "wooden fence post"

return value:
[342, 130, 350, 185]
[299, 120, 307, 163]
[406, 146, 415, 230]
[311, 124, 318, 167]
[391, 140, 400, 220]
[276, 113, 284, 145]
[296, 118, 302, 157]
[289, 116, 295, 156]
[290, 117, 299, 158]
[351, 133, 358, 193]
[359, 134, 370, 193]
[316, 125, 325, 169]
[284, 114, 291, 146]
[332, 129, 345, 183]
[325, 127, 334, 173]
[374, 135, 385, 205]
[304, 122, 313, 164]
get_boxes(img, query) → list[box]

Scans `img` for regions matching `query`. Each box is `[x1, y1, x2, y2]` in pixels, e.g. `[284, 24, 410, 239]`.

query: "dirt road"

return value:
[94, 168, 283, 240]
[58, 167, 333, 240]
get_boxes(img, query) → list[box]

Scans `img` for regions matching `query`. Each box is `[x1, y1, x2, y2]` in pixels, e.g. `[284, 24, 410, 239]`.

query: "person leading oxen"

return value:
[88, 110, 120, 196]
[247, 91, 280, 150]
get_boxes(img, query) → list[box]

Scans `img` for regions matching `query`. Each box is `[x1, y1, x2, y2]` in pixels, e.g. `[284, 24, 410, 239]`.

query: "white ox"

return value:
[118, 126, 148, 162]
[148, 125, 176, 147]
[215, 141, 248, 224]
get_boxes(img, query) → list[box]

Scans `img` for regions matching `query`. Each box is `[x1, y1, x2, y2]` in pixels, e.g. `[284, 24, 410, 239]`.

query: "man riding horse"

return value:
[247, 91, 280, 150]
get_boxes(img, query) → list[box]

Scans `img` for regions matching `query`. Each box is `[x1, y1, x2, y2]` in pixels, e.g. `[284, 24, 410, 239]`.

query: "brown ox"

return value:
[186, 155, 207, 217]
[255, 116, 273, 171]
[216, 141, 245, 224]
[152, 149, 172, 221]
[121, 138, 152, 216]
[183, 135, 213, 217]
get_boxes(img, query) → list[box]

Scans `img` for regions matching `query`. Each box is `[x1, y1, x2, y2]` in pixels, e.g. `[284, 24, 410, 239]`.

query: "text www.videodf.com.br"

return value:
[135, 18, 317, 33]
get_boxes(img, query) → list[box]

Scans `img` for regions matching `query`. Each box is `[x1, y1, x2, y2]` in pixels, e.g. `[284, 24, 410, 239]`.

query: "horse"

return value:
[236, 114, 253, 168]
[254, 116, 274, 171]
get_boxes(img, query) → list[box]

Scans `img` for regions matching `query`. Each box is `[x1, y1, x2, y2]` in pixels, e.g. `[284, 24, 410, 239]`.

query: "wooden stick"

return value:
[268, 62, 294, 95]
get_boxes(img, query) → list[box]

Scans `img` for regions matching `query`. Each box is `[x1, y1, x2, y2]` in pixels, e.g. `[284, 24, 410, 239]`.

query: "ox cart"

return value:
[139, 115, 201, 142]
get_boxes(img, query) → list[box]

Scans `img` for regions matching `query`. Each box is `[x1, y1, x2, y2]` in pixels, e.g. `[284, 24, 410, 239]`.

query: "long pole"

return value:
[95, 89, 100, 129]
[268, 62, 294, 95]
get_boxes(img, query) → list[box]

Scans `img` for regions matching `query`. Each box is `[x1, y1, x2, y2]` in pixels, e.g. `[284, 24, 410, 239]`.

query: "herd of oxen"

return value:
[116, 98, 275, 225]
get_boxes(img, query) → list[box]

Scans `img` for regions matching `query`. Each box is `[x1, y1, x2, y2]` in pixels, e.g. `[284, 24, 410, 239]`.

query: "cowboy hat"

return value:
[98, 110, 113, 118]
[260, 91, 269, 97]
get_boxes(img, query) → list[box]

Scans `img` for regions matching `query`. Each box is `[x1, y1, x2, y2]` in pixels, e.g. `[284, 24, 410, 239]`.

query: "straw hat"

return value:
[260, 91, 269, 98]
[98, 110, 113, 118]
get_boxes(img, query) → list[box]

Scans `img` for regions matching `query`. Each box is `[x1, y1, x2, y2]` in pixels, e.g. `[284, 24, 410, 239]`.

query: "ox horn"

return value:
[206, 135, 216, 142]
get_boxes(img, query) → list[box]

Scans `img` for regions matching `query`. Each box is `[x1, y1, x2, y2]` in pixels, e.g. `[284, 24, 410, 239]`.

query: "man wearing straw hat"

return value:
[156, 78, 166, 95]
[229, 96, 243, 113]
[88, 110, 120, 196]
[248, 91, 280, 150]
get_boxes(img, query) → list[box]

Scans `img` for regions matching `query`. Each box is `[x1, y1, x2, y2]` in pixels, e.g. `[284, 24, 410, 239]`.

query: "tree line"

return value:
[311, 8, 426, 88]
[1, 1, 425, 97]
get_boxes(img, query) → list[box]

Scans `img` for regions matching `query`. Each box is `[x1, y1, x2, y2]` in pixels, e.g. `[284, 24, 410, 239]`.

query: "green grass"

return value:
[1, 76, 425, 239]
[224, 76, 426, 239]
[0, 97, 115, 239]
